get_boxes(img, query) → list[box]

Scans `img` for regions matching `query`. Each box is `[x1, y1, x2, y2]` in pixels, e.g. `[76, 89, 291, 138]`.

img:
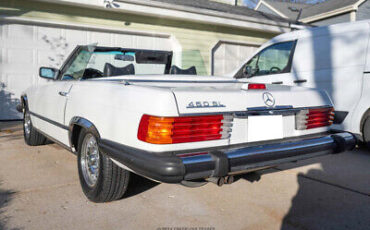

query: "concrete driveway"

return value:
[0, 122, 369, 230]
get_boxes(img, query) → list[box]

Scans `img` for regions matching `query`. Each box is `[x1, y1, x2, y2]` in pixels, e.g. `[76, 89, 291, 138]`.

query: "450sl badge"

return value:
[186, 101, 226, 108]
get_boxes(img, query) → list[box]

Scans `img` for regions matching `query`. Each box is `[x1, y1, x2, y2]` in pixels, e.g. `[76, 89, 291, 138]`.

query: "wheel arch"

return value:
[360, 108, 370, 136]
[69, 117, 100, 153]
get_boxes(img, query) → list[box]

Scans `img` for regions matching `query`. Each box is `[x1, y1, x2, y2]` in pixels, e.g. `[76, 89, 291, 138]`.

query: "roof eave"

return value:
[255, 0, 289, 19]
[33, 0, 293, 33]
[300, 0, 368, 23]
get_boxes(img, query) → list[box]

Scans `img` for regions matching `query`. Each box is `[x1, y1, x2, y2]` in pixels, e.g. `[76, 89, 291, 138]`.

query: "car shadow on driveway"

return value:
[279, 147, 370, 230]
[123, 174, 159, 199]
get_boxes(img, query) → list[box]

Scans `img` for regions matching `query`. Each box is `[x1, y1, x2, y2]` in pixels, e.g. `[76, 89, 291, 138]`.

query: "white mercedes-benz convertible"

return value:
[19, 45, 356, 202]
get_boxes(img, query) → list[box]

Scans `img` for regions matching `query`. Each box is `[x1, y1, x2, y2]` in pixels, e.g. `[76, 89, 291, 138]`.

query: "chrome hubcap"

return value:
[80, 134, 100, 187]
[24, 111, 31, 137]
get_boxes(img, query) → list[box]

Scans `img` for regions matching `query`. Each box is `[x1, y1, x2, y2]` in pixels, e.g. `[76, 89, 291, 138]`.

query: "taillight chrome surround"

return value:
[138, 114, 233, 144]
[295, 107, 334, 130]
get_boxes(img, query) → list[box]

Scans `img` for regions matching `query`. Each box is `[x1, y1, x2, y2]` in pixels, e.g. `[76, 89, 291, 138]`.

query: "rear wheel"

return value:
[363, 116, 370, 150]
[23, 108, 46, 146]
[77, 129, 130, 202]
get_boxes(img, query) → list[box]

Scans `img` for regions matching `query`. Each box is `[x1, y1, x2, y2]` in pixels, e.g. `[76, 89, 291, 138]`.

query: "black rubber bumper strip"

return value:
[99, 139, 185, 183]
[99, 132, 356, 183]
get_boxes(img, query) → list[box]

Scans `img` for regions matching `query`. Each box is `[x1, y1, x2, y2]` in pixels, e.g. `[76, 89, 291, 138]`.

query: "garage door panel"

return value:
[90, 31, 113, 46]
[37, 26, 63, 41]
[154, 37, 172, 50]
[0, 22, 173, 120]
[213, 59, 225, 76]
[225, 44, 239, 59]
[37, 49, 67, 69]
[114, 34, 136, 47]
[65, 28, 88, 44]
[136, 36, 155, 49]
[8, 48, 34, 64]
[213, 42, 259, 76]
[7, 24, 34, 39]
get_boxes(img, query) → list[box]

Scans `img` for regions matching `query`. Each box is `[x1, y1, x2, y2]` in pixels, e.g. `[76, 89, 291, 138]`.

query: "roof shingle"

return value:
[262, 0, 360, 20]
[148, 0, 294, 23]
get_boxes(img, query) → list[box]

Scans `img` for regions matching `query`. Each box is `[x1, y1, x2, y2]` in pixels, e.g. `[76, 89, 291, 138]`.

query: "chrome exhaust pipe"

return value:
[206, 177, 225, 187]
[225, 176, 234, 184]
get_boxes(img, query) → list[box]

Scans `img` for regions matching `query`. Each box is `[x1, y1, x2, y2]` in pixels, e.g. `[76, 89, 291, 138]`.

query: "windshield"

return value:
[60, 46, 208, 80]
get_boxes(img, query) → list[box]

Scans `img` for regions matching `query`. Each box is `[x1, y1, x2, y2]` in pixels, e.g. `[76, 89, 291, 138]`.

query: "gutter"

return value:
[33, 0, 293, 33]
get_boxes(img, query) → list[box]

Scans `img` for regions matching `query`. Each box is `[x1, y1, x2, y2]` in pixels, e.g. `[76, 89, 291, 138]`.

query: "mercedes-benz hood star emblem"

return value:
[262, 92, 275, 107]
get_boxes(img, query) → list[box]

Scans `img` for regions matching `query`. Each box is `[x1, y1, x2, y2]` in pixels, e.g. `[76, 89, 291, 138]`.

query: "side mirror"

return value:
[39, 67, 58, 80]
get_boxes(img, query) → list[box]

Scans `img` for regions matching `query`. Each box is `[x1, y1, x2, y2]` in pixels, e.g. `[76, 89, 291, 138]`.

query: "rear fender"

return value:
[68, 117, 100, 153]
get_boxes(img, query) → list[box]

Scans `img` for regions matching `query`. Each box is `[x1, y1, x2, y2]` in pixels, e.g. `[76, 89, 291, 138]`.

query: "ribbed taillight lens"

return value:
[296, 107, 334, 130]
[138, 114, 233, 144]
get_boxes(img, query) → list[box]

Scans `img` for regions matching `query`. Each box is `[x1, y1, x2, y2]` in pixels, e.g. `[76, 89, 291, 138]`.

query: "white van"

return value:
[231, 20, 370, 146]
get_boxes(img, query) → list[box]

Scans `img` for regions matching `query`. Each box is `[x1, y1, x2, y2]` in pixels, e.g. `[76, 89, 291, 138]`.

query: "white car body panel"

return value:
[231, 20, 370, 138]
[25, 74, 332, 153]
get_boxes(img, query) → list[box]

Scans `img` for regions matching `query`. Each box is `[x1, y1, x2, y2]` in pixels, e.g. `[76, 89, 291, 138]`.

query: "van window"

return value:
[241, 41, 296, 78]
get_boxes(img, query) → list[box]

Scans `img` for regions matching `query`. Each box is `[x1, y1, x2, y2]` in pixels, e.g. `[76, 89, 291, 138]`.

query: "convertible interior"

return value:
[70, 47, 198, 79]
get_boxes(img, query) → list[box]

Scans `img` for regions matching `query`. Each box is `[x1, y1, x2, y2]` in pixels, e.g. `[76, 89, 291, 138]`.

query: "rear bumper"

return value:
[99, 132, 356, 183]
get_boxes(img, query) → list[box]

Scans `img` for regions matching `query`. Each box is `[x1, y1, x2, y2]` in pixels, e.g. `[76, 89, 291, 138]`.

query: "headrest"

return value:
[170, 65, 197, 75]
[104, 63, 135, 77]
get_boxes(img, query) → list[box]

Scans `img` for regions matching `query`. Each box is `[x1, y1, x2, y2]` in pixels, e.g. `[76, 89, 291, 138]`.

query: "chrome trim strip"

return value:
[246, 105, 293, 111]
[235, 105, 332, 118]
[29, 111, 69, 130]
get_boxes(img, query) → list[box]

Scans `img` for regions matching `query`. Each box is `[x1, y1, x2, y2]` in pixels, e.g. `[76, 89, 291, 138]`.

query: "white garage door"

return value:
[0, 20, 174, 120]
[212, 41, 259, 76]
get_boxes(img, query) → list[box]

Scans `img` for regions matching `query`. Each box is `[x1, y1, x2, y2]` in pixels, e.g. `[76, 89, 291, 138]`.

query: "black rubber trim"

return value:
[183, 160, 214, 180]
[99, 139, 185, 183]
[68, 117, 100, 150]
[228, 139, 335, 169]
[209, 150, 229, 177]
[98, 132, 355, 183]
[333, 111, 349, 124]
[29, 111, 69, 130]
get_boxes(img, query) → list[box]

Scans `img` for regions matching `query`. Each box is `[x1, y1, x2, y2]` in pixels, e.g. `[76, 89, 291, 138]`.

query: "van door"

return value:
[294, 26, 368, 114]
[236, 41, 297, 85]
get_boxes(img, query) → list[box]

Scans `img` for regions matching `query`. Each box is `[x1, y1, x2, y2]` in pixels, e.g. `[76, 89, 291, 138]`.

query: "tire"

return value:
[77, 129, 130, 202]
[23, 107, 47, 146]
[363, 116, 370, 150]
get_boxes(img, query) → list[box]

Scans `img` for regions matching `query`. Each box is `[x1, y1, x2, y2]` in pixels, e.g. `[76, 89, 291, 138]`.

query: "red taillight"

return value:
[248, 83, 266, 90]
[296, 107, 334, 130]
[138, 114, 233, 144]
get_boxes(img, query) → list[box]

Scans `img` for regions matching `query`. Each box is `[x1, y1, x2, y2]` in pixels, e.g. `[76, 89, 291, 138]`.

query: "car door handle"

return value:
[59, 91, 68, 97]
[294, 79, 307, 83]
[271, 81, 283, 84]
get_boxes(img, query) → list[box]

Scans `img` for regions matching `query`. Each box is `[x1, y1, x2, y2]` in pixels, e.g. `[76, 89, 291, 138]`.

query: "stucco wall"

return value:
[0, 0, 276, 75]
